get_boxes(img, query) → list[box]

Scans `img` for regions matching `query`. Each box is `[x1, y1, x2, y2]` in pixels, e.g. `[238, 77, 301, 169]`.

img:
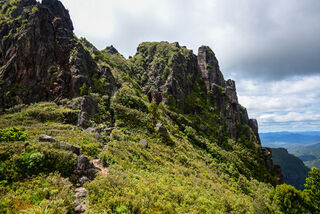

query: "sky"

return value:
[59, 0, 320, 132]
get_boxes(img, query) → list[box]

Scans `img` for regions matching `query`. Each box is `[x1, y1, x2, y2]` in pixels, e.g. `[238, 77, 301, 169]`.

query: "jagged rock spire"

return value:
[197, 46, 225, 89]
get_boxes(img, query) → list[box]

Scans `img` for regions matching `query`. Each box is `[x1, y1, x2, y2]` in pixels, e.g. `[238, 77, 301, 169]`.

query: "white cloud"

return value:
[237, 75, 320, 131]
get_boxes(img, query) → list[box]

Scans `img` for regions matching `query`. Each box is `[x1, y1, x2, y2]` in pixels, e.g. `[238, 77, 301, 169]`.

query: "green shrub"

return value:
[24, 102, 78, 124]
[0, 127, 27, 142]
[304, 167, 320, 212]
[0, 173, 75, 213]
[269, 184, 314, 213]
[80, 83, 88, 96]
[48, 65, 58, 74]
[111, 85, 148, 112]
[0, 143, 77, 183]
[81, 139, 103, 158]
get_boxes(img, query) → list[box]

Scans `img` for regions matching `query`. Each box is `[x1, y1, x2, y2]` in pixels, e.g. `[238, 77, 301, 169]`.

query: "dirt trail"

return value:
[92, 159, 109, 176]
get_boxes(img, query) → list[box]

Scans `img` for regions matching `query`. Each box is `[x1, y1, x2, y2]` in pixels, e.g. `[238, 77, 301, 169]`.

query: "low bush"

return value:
[0, 127, 27, 142]
[0, 173, 75, 213]
[0, 143, 77, 183]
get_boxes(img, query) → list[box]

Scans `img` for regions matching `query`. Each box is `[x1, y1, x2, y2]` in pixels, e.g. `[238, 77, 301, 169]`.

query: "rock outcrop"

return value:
[197, 46, 225, 88]
[262, 147, 284, 185]
[0, 0, 115, 109]
[73, 155, 97, 185]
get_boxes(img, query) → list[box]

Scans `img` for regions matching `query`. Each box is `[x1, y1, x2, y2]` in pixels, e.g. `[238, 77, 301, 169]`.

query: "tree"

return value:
[304, 167, 320, 212]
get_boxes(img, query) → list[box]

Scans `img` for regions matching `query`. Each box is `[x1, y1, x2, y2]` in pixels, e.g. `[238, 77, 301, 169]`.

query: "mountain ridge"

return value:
[2, 0, 311, 213]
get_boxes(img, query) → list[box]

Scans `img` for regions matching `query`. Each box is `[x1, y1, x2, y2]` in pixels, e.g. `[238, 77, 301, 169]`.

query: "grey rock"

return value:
[150, 90, 162, 104]
[85, 127, 97, 134]
[79, 176, 90, 185]
[75, 203, 86, 213]
[105, 45, 119, 55]
[140, 139, 149, 147]
[77, 96, 98, 128]
[60, 142, 80, 156]
[73, 155, 96, 184]
[225, 79, 238, 104]
[249, 119, 261, 144]
[75, 187, 87, 198]
[39, 134, 56, 142]
[78, 112, 90, 129]
[80, 96, 97, 117]
[135, 42, 198, 112]
[155, 123, 173, 146]
[197, 46, 225, 89]
[0, 0, 103, 109]
[85, 127, 103, 142]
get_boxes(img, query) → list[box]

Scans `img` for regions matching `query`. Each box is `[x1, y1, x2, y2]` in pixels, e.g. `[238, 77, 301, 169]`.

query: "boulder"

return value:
[140, 139, 149, 148]
[85, 127, 103, 142]
[80, 96, 97, 117]
[155, 123, 173, 146]
[73, 155, 96, 184]
[74, 187, 87, 213]
[77, 96, 98, 128]
[60, 142, 80, 156]
[39, 134, 56, 143]
[75, 187, 87, 198]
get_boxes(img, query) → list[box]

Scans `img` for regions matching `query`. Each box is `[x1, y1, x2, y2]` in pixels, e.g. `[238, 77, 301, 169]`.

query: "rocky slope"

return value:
[0, 0, 289, 213]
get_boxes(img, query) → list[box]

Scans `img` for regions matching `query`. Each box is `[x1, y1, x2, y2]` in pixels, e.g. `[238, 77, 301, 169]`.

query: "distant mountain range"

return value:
[288, 145, 320, 169]
[261, 131, 320, 173]
[260, 131, 320, 148]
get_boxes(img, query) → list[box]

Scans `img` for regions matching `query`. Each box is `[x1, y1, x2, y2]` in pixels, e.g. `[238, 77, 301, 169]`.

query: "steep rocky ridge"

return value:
[131, 42, 282, 184]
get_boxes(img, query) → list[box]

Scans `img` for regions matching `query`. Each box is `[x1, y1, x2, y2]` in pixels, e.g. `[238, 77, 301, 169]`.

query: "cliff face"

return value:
[0, 0, 116, 110]
[132, 42, 255, 142]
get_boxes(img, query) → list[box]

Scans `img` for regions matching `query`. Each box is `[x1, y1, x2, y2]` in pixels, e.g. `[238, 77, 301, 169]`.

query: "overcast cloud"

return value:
[60, 0, 320, 132]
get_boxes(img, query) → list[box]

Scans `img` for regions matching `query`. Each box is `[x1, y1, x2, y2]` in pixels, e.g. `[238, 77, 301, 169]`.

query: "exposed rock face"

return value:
[249, 119, 261, 144]
[78, 96, 97, 128]
[60, 141, 81, 156]
[0, 0, 114, 109]
[134, 42, 198, 111]
[262, 148, 284, 185]
[134, 43, 259, 141]
[73, 155, 97, 185]
[197, 46, 225, 88]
